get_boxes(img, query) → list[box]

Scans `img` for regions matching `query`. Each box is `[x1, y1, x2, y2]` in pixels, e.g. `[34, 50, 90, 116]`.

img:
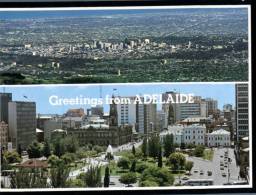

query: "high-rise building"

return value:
[0, 121, 8, 150]
[162, 92, 208, 123]
[0, 93, 12, 123]
[144, 103, 157, 134]
[236, 84, 249, 142]
[8, 101, 36, 150]
[156, 110, 168, 132]
[116, 97, 136, 127]
[204, 98, 218, 116]
[91, 105, 104, 117]
[115, 96, 157, 134]
[223, 104, 233, 112]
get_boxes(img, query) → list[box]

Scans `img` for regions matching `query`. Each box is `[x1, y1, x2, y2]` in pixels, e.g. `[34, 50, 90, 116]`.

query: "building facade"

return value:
[0, 93, 12, 123]
[0, 121, 8, 150]
[116, 96, 157, 135]
[69, 124, 133, 147]
[116, 97, 136, 127]
[8, 101, 36, 150]
[236, 84, 249, 142]
[207, 129, 230, 147]
[160, 124, 206, 146]
[183, 124, 206, 145]
[162, 92, 208, 124]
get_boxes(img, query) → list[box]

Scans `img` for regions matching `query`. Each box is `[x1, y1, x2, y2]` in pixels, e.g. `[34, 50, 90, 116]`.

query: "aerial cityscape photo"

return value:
[0, 83, 250, 189]
[0, 7, 249, 84]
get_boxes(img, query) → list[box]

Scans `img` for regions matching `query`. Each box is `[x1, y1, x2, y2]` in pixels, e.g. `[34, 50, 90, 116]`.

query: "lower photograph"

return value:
[0, 83, 251, 190]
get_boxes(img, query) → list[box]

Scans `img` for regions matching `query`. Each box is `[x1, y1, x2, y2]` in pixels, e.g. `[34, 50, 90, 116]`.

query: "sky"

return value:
[0, 8, 247, 20]
[1, 83, 235, 114]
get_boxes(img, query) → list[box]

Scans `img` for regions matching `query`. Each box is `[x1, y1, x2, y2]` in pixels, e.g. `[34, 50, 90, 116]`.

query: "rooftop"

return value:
[16, 159, 48, 168]
[210, 128, 230, 135]
[81, 124, 109, 129]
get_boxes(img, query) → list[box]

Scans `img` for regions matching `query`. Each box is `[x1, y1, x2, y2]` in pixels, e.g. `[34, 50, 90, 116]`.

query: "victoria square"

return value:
[0, 83, 250, 189]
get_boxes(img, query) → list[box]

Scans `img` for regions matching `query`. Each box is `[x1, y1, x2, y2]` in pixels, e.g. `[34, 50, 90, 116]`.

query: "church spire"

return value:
[109, 95, 118, 127]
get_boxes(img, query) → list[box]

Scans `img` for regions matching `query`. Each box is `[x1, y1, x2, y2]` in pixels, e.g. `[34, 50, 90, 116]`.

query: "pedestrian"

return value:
[238, 175, 240, 180]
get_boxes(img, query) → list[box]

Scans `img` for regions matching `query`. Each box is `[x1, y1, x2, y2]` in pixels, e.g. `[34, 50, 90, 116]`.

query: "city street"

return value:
[177, 148, 243, 186]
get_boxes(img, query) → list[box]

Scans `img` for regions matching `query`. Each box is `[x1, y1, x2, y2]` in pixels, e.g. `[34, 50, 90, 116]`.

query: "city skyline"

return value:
[1, 84, 235, 114]
[0, 6, 249, 84]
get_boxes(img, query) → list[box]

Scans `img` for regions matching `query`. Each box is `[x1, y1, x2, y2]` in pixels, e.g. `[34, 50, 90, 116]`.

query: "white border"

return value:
[0, 4, 252, 192]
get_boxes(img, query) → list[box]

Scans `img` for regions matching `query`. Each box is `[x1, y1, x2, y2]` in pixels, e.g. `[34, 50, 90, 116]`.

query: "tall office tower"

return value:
[162, 92, 207, 123]
[8, 101, 36, 150]
[116, 96, 157, 135]
[236, 84, 249, 142]
[0, 93, 12, 123]
[156, 110, 167, 132]
[116, 97, 136, 126]
[223, 104, 233, 112]
[136, 103, 145, 134]
[0, 121, 8, 150]
[204, 98, 218, 116]
[162, 91, 177, 125]
[91, 105, 104, 117]
[144, 103, 157, 134]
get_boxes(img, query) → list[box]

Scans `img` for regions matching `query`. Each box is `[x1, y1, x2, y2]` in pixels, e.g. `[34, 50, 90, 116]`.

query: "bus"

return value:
[184, 179, 214, 186]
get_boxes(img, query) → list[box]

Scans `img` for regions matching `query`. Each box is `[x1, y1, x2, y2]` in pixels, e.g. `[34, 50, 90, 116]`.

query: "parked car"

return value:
[182, 176, 190, 180]
[200, 170, 204, 175]
[207, 171, 212, 176]
[222, 172, 227, 177]
[109, 182, 115, 185]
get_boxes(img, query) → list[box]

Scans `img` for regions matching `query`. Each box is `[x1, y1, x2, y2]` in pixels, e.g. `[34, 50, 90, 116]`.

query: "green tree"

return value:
[43, 140, 51, 158]
[53, 138, 65, 157]
[27, 140, 43, 158]
[130, 160, 136, 172]
[17, 144, 22, 157]
[1, 155, 11, 170]
[10, 168, 48, 188]
[84, 165, 102, 187]
[140, 166, 174, 186]
[140, 180, 158, 187]
[104, 166, 110, 187]
[180, 142, 186, 150]
[193, 145, 205, 157]
[49, 158, 70, 188]
[3, 151, 21, 164]
[132, 145, 136, 156]
[185, 161, 194, 174]
[135, 162, 149, 173]
[148, 135, 160, 158]
[47, 155, 59, 165]
[61, 153, 76, 164]
[158, 146, 163, 168]
[168, 152, 186, 171]
[119, 172, 137, 186]
[141, 138, 147, 158]
[117, 157, 130, 169]
[64, 136, 79, 153]
[163, 134, 175, 157]
[93, 145, 105, 154]
[66, 179, 84, 187]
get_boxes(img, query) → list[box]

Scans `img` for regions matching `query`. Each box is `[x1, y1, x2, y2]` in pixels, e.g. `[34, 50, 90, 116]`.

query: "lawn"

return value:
[203, 149, 214, 161]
